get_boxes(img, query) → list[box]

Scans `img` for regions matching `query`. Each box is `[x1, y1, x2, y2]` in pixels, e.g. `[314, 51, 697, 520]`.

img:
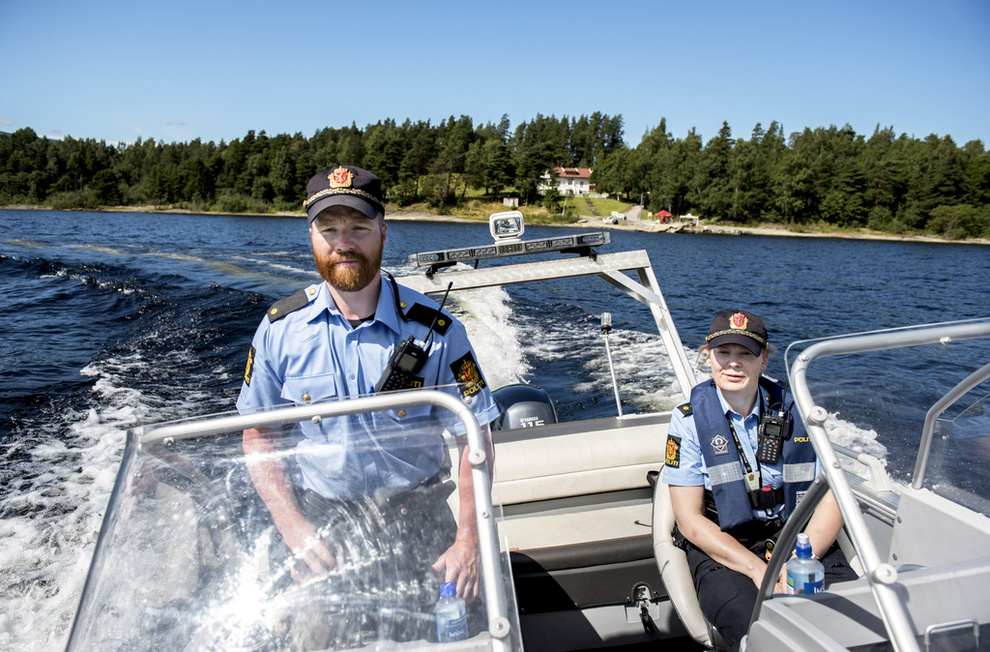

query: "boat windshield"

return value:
[67, 385, 521, 651]
[923, 380, 990, 514]
[788, 322, 990, 517]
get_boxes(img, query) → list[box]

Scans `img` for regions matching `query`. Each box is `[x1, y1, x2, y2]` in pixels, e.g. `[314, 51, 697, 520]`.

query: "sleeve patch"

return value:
[449, 351, 487, 398]
[665, 435, 682, 468]
[244, 345, 256, 387]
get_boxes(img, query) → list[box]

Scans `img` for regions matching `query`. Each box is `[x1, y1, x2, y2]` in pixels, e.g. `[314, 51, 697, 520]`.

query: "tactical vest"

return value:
[689, 378, 816, 531]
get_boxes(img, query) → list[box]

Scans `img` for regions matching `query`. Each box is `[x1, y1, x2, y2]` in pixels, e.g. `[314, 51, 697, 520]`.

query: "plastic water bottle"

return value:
[786, 532, 824, 594]
[435, 581, 468, 643]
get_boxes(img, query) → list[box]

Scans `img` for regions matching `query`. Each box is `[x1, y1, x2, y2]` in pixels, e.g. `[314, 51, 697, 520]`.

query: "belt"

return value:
[301, 470, 449, 519]
[374, 471, 447, 511]
[749, 486, 786, 511]
[730, 517, 783, 544]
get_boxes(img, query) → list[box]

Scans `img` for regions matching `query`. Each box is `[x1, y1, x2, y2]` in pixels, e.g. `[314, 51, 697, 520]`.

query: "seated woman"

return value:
[664, 310, 856, 652]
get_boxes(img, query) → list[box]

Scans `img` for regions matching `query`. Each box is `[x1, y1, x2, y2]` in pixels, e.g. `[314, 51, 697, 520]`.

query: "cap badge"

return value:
[730, 313, 748, 330]
[328, 167, 353, 189]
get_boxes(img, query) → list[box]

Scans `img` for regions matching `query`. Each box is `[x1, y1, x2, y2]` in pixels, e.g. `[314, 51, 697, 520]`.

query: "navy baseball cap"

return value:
[705, 310, 769, 356]
[304, 166, 385, 222]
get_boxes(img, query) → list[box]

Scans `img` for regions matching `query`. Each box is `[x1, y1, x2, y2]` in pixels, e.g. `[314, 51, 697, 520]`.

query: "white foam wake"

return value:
[0, 349, 218, 651]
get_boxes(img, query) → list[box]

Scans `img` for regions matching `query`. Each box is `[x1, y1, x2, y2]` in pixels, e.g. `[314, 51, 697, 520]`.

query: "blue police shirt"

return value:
[664, 385, 786, 522]
[236, 276, 500, 500]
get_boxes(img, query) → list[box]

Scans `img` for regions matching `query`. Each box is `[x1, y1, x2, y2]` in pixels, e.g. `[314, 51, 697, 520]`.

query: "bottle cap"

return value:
[795, 532, 812, 558]
[441, 581, 457, 598]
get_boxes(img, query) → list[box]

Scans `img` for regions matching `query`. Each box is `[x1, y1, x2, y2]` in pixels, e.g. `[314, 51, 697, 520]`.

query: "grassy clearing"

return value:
[581, 196, 635, 216]
[393, 199, 582, 225]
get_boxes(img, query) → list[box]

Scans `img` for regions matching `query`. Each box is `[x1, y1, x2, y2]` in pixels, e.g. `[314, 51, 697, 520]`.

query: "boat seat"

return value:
[651, 469, 726, 650]
[652, 470, 865, 651]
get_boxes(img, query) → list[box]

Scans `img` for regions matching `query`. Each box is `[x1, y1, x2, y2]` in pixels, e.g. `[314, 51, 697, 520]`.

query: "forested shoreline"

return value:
[1, 112, 987, 239]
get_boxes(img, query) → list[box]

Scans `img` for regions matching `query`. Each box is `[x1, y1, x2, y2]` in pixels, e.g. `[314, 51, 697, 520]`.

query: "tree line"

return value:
[1, 112, 987, 239]
[596, 119, 989, 239]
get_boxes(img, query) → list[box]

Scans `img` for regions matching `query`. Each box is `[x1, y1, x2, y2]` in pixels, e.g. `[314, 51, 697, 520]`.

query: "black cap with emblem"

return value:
[705, 309, 769, 357]
[304, 166, 386, 222]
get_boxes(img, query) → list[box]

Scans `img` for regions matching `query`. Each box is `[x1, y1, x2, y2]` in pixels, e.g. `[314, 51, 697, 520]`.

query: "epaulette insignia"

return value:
[405, 303, 452, 335]
[677, 402, 693, 417]
[267, 289, 311, 323]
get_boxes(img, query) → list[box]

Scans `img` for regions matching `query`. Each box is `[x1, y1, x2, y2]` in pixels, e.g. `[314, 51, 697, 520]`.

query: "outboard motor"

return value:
[491, 384, 558, 431]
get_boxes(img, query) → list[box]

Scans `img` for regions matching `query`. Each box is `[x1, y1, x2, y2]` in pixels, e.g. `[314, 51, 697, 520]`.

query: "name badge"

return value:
[745, 471, 761, 493]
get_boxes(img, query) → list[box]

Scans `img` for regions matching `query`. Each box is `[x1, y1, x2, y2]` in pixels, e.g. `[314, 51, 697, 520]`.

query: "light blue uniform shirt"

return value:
[664, 386, 786, 521]
[237, 276, 500, 499]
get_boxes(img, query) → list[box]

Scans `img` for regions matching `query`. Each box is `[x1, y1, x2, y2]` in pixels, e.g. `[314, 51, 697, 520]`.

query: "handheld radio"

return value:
[373, 281, 453, 394]
[756, 409, 792, 465]
[374, 336, 429, 392]
[756, 379, 793, 465]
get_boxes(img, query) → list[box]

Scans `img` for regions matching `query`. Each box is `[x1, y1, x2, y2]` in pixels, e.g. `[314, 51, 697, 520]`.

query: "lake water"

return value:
[1, 208, 987, 650]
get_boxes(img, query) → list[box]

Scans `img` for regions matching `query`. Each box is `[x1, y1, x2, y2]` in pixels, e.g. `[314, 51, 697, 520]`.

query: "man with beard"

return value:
[236, 166, 499, 646]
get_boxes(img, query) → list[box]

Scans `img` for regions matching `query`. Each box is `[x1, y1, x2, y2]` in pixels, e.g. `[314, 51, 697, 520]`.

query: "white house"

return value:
[539, 167, 594, 195]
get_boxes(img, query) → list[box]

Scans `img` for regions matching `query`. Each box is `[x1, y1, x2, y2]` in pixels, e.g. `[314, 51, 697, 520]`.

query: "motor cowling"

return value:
[491, 384, 558, 431]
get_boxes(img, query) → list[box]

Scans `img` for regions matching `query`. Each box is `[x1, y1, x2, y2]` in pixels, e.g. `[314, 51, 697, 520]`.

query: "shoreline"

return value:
[387, 209, 990, 246]
[2, 204, 987, 246]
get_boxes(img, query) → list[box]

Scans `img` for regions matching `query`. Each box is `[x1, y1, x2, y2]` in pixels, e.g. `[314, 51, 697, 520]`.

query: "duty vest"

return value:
[688, 378, 817, 532]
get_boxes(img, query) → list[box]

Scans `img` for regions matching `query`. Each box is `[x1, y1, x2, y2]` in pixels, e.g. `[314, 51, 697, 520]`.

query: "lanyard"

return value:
[727, 416, 777, 515]
[724, 390, 765, 492]
[726, 417, 757, 475]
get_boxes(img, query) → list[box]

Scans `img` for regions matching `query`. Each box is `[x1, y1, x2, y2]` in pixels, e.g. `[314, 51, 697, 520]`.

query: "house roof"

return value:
[551, 167, 593, 179]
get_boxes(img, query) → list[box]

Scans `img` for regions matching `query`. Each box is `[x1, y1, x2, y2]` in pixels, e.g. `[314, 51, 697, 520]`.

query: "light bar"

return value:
[409, 232, 611, 268]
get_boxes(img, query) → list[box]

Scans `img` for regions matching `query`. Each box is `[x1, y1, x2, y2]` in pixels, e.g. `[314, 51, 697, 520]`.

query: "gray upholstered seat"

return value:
[651, 471, 726, 649]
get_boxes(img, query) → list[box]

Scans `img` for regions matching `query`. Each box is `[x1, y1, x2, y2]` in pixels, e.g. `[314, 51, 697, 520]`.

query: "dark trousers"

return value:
[269, 479, 484, 649]
[685, 538, 858, 652]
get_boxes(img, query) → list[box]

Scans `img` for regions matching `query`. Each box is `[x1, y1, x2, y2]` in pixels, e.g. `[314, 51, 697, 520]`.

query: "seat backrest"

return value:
[652, 473, 719, 648]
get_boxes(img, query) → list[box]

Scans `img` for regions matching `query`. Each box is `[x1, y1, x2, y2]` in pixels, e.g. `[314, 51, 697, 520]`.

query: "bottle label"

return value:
[787, 576, 824, 594]
[444, 613, 468, 641]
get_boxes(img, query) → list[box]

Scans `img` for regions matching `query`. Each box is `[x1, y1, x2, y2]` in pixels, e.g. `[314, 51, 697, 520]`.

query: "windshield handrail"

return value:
[784, 318, 990, 652]
[140, 389, 514, 649]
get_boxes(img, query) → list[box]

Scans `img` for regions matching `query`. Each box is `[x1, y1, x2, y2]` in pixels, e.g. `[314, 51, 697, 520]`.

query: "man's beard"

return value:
[314, 243, 383, 292]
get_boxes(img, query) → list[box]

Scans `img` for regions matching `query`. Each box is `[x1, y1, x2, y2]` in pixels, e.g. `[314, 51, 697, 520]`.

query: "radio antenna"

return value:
[423, 282, 453, 348]
[601, 313, 624, 417]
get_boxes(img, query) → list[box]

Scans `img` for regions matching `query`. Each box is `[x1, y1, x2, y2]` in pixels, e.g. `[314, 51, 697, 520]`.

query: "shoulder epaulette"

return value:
[404, 303, 453, 335]
[758, 375, 785, 406]
[677, 402, 693, 417]
[266, 290, 310, 323]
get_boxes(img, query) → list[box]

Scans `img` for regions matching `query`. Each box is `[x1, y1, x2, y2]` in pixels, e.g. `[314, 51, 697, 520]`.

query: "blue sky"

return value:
[2, 0, 988, 148]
